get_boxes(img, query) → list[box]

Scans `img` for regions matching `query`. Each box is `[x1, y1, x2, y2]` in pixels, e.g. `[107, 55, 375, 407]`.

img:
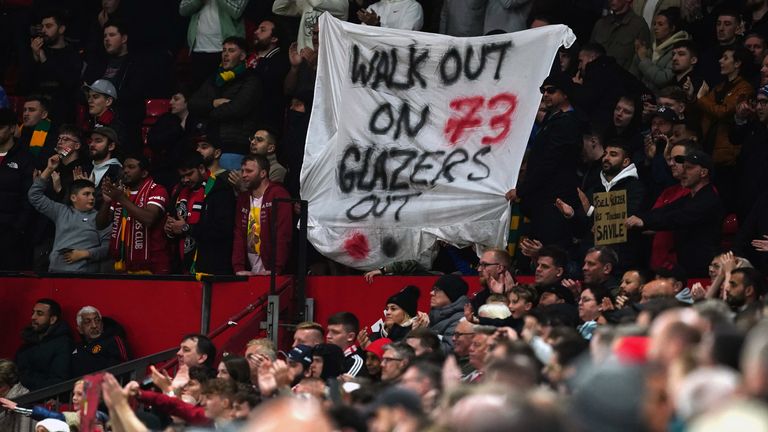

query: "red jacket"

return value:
[137, 390, 210, 426]
[232, 182, 293, 274]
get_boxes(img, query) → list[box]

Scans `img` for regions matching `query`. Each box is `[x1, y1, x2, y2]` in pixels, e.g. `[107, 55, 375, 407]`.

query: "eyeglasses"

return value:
[578, 297, 596, 303]
[381, 357, 404, 363]
[57, 136, 78, 143]
[476, 262, 502, 269]
[539, 86, 558, 95]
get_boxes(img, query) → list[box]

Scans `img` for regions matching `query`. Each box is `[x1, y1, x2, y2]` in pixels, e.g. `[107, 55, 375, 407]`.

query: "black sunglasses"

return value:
[539, 86, 558, 95]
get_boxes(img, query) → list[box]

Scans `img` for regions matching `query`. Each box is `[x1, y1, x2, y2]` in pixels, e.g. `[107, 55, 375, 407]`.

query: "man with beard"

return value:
[470, 248, 514, 312]
[725, 267, 766, 315]
[167, 152, 235, 275]
[190, 37, 262, 170]
[246, 19, 290, 131]
[87, 127, 122, 209]
[195, 134, 226, 178]
[29, 10, 82, 123]
[71, 305, 129, 376]
[557, 141, 646, 271]
[232, 154, 292, 275]
[15, 299, 72, 390]
[96, 154, 170, 274]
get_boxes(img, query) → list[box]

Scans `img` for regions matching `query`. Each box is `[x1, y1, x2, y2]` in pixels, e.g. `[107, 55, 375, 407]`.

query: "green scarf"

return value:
[215, 63, 246, 87]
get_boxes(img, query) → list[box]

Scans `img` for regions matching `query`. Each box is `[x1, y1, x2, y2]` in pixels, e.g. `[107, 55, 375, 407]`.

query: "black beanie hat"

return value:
[386, 285, 420, 317]
[433, 274, 469, 303]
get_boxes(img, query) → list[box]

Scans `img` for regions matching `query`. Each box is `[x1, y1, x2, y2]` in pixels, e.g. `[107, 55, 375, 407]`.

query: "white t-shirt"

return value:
[247, 195, 266, 274]
[369, 0, 424, 31]
[195, 2, 223, 52]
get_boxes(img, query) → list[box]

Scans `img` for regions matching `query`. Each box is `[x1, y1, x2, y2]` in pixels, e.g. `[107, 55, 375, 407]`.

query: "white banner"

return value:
[301, 13, 575, 270]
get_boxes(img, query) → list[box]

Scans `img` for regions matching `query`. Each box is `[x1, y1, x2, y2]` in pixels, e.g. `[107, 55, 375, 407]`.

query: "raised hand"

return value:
[288, 42, 302, 67]
[554, 198, 575, 219]
[752, 235, 768, 252]
[357, 328, 371, 349]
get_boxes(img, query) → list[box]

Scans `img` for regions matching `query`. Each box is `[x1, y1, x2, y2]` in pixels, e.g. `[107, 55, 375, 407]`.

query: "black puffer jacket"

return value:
[189, 71, 263, 155]
[15, 321, 73, 391]
[0, 142, 34, 229]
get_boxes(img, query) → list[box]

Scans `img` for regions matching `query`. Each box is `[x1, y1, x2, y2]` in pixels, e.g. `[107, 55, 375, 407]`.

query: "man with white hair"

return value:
[71, 306, 129, 377]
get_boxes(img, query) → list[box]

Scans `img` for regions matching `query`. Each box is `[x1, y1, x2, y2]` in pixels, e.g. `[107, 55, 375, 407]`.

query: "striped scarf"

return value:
[25, 118, 51, 156]
[112, 178, 155, 272]
[215, 63, 246, 87]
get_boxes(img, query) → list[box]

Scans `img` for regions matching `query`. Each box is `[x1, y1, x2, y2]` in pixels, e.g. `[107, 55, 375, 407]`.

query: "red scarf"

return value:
[110, 178, 155, 271]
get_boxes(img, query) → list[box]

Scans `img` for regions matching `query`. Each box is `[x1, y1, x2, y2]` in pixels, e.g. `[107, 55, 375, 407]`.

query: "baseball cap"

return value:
[652, 106, 679, 124]
[286, 344, 312, 369]
[683, 149, 713, 170]
[91, 126, 119, 143]
[83, 79, 118, 100]
[540, 284, 575, 305]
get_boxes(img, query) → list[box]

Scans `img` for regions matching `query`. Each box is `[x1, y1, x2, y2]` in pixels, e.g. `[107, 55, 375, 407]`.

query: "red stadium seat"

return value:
[7, 96, 25, 122]
[721, 213, 739, 250]
[144, 99, 171, 126]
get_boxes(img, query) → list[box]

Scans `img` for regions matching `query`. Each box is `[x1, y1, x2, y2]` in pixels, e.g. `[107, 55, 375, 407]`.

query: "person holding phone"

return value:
[28, 154, 110, 272]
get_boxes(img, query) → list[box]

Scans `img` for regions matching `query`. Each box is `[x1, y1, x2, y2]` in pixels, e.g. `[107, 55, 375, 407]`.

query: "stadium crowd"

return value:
[2, 0, 768, 430]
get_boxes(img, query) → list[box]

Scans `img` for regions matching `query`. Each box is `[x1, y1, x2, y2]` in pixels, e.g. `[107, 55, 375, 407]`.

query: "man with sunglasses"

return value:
[511, 74, 582, 251]
[625, 150, 723, 277]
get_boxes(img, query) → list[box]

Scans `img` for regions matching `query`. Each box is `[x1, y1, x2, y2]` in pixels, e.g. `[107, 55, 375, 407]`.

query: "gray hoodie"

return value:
[28, 178, 110, 272]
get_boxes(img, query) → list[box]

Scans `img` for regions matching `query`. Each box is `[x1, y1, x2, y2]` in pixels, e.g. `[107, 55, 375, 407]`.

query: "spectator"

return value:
[427, 274, 469, 353]
[272, 0, 348, 50]
[533, 245, 568, 292]
[357, 0, 424, 31]
[83, 80, 128, 150]
[71, 306, 129, 377]
[309, 343, 345, 380]
[632, 7, 691, 92]
[697, 9, 745, 88]
[725, 267, 765, 314]
[15, 299, 72, 390]
[373, 285, 421, 343]
[167, 152, 235, 275]
[17, 95, 56, 161]
[363, 337, 391, 381]
[626, 150, 724, 277]
[512, 74, 581, 250]
[29, 10, 82, 124]
[326, 312, 367, 377]
[632, 0, 680, 31]
[133, 377, 238, 427]
[49, 125, 91, 204]
[28, 155, 110, 273]
[146, 88, 201, 191]
[483, 0, 533, 34]
[465, 325, 494, 382]
[654, 265, 692, 303]
[0, 109, 35, 271]
[189, 36, 262, 170]
[246, 19, 290, 131]
[603, 95, 645, 163]
[731, 84, 768, 221]
[232, 154, 293, 275]
[581, 246, 621, 296]
[648, 141, 692, 269]
[734, 192, 768, 276]
[557, 141, 647, 270]
[576, 286, 607, 340]
[380, 341, 414, 383]
[97, 155, 170, 274]
[744, 33, 767, 86]
[86, 127, 122, 209]
[82, 20, 157, 155]
[195, 133, 226, 178]
[398, 360, 441, 413]
[0, 379, 94, 432]
[293, 322, 324, 348]
[175, 334, 217, 379]
[471, 248, 513, 311]
[671, 40, 706, 94]
[247, 128, 286, 183]
[404, 328, 441, 357]
[284, 344, 313, 386]
[748, 0, 768, 39]
[438, 0, 485, 37]
[590, 0, 651, 71]
[179, 0, 249, 90]
[450, 319, 476, 377]
[695, 45, 753, 210]
[0, 360, 30, 432]
[216, 355, 251, 385]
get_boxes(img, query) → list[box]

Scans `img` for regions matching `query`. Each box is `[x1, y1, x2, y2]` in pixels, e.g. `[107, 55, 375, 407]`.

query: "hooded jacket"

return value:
[15, 321, 73, 391]
[632, 30, 690, 92]
[71, 317, 130, 377]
